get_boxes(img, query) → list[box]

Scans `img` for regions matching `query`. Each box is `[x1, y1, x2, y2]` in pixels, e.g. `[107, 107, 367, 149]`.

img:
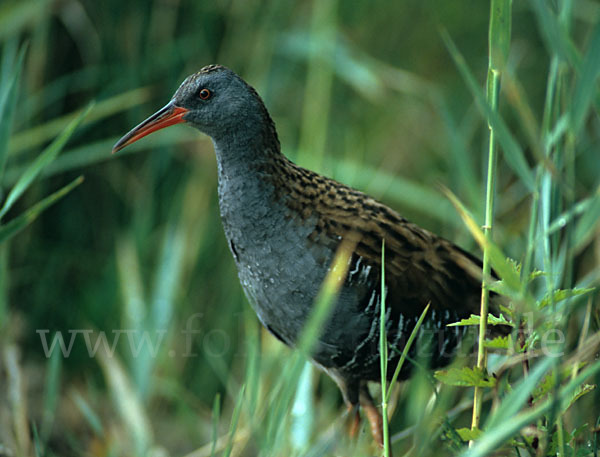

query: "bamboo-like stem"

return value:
[470, 0, 512, 443]
[470, 69, 499, 438]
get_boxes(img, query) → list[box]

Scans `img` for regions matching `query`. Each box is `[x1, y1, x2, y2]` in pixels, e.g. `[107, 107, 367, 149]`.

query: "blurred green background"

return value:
[1, 0, 599, 456]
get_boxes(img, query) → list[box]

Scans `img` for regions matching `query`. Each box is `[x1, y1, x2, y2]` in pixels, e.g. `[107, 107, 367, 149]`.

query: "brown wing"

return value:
[268, 154, 485, 320]
[304, 177, 484, 318]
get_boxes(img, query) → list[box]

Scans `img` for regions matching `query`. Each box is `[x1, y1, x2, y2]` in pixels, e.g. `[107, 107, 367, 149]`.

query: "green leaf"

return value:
[434, 366, 496, 388]
[484, 335, 510, 349]
[0, 102, 93, 220]
[448, 313, 514, 327]
[0, 176, 83, 244]
[564, 383, 595, 412]
[532, 370, 558, 403]
[538, 287, 594, 309]
[454, 426, 521, 448]
[455, 427, 483, 442]
[529, 269, 545, 281]
[222, 384, 245, 457]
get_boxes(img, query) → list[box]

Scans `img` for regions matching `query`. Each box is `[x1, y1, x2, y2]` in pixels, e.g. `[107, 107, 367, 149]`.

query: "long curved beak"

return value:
[112, 102, 189, 153]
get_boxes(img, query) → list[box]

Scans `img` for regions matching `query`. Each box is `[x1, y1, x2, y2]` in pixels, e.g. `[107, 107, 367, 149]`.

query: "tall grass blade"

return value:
[0, 102, 92, 220]
[151, 220, 185, 333]
[222, 384, 245, 457]
[0, 0, 47, 42]
[3, 128, 200, 186]
[0, 42, 26, 184]
[116, 237, 147, 331]
[573, 188, 600, 252]
[387, 303, 430, 398]
[41, 349, 61, 444]
[291, 363, 314, 451]
[210, 393, 221, 457]
[297, 0, 337, 170]
[569, 21, 600, 137]
[297, 239, 354, 355]
[0, 175, 83, 244]
[442, 187, 522, 294]
[440, 29, 535, 191]
[485, 357, 553, 430]
[8, 88, 150, 158]
[71, 391, 104, 436]
[97, 348, 153, 456]
[530, 0, 579, 66]
[380, 240, 390, 456]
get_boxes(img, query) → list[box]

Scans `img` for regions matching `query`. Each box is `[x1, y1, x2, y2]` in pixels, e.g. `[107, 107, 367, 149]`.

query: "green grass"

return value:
[1, 1, 599, 456]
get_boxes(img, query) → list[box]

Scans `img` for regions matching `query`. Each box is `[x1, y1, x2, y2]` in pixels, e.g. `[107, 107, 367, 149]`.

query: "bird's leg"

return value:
[331, 375, 363, 441]
[347, 403, 361, 439]
[359, 385, 384, 448]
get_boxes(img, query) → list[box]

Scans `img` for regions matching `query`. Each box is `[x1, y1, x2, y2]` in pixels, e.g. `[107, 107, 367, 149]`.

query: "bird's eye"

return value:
[199, 88, 212, 100]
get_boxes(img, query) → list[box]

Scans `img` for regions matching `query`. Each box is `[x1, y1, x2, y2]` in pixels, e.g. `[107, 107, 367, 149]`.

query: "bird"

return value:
[113, 64, 494, 449]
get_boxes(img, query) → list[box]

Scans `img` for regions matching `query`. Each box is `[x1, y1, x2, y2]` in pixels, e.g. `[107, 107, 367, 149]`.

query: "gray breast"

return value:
[217, 169, 337, 346]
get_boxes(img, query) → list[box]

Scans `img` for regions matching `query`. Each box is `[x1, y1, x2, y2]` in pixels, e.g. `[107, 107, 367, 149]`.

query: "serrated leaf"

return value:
[538, 287, 594, 309]
[505, 258, 521, 274]
[448, 313, 514, 327]
[455, 427, 483, 442]
[532, 371, 557, 402]
[498, 304, 514, 318]
[528, 269, 545, 281]
[434, 366, 496, 387]
[0, 176, 83, 244]
[485, 335, 510, 349]
[564, 383, 595, 412]
[455, 427, 520, 448]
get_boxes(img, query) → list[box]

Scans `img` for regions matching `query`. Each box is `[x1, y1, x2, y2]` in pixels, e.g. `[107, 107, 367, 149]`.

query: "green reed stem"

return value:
[471, 0, 512, 442]
[380, 240, 391, 456]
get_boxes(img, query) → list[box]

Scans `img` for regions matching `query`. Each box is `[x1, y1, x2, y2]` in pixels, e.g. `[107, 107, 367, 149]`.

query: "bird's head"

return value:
[113, 65, 277, 153]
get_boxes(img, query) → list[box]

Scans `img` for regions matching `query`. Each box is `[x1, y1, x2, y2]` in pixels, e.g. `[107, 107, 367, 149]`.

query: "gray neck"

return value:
[211, 130, 283, 250]
[210, 131, 322, 345]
